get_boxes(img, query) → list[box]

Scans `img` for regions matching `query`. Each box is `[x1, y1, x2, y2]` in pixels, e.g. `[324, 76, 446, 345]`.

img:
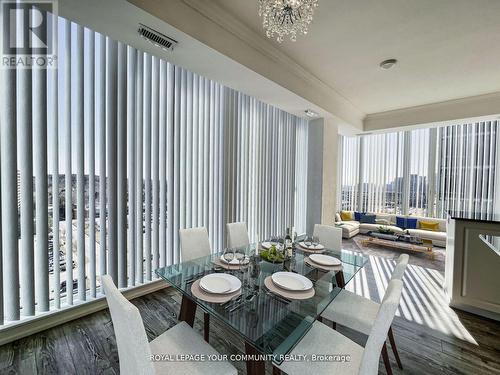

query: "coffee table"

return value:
[361, 232, 434, 258]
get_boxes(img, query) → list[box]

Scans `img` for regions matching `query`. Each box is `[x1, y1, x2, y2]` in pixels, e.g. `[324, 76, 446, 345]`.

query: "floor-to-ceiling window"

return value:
[339, 122, 498, 219]
[0, 13, 308, 325]
[435, 122, 497, 219]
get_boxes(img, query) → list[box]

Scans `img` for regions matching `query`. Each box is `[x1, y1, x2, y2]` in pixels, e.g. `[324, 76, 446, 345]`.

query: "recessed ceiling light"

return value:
[305, 109, 319, 117]
[380, 59, 398, 70]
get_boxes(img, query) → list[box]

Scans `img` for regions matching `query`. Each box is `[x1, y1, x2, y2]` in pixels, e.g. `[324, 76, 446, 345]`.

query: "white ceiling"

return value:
[212, 0, 500, 114]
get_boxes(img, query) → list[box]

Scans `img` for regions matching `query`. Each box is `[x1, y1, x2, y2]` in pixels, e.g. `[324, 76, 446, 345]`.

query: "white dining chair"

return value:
[226, 222, 250, 249]
[313, 224, 342, 251]
[275, 279, 404, 375]
[101, 275, 237, 375]
[320, 254, 409, 372]
[179, 227, 212, 342]
[179, 227, 211, 262]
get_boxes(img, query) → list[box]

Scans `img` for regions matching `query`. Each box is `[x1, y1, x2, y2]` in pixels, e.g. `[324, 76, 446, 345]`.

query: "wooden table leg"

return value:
[204, 312, 210, 342]
[245, 342, 266, 375]
[388, 326, 403, 369]
[179, 295, 197, 327]
[335, 270, 346, 288]
[381, 342, 393, 375]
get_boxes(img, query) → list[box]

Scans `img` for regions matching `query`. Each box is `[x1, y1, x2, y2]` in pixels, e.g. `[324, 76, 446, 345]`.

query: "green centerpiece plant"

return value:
[260, 244, 285, 263]
[378, 225, 395, 235]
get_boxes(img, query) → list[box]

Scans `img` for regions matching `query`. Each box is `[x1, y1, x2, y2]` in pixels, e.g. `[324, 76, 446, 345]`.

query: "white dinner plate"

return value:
[309, 254, 341, 266]
[271, 272, 313, 291]
[199, 273, 241, 294]
[261, 241, 284, 250]
[220, 255, 250, 265]
[298, 241, 325, 251]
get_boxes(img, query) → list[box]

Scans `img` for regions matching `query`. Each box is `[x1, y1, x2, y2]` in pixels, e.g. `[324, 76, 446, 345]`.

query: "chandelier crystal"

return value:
[259, 0, 319, 43]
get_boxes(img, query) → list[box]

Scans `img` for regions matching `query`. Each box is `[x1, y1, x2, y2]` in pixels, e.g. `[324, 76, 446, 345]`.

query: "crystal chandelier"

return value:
[259, 0, 319, 43]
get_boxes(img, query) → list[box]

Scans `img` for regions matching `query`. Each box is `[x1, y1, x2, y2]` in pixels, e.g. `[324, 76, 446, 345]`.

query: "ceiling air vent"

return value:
[138, 24, 178, 51]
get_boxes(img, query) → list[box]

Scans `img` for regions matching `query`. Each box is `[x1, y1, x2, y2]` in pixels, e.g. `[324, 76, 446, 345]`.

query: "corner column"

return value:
[306, 118, 339, 234]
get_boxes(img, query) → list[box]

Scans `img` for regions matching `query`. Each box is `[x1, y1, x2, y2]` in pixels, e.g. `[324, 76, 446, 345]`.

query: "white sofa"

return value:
[335, 211, 447, 247]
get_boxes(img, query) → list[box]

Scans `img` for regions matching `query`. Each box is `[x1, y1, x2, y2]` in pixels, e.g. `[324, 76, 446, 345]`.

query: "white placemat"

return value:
[190, 279, 241, 304]
[304, 256, 343, 272]
[264, 276, 315, 300]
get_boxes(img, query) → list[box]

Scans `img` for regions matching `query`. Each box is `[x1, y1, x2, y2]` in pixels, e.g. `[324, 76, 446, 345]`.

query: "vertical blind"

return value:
[0, 16, 309, 325]
[224, 89, 308, 242]
[436, 122, 497, 219]
[358, 132, 405, 214]
[339, 136, 360, 211]
[339, 122, 499, 219]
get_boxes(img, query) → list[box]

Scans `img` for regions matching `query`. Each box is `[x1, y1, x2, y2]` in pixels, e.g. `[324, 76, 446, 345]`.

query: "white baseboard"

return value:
[0, 280, 169, 346]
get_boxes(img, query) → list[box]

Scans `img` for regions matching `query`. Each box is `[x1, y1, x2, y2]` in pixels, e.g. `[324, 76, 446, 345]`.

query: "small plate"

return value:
[271, 272, 313, 291]
[199, 274, 241, 294]
[298, 241, 325, 251]
[309, 254, 341, 266]
[261, 241, 284, 250]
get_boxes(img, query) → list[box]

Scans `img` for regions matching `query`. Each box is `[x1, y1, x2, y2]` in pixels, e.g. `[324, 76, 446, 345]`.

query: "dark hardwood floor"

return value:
[1, 236, 499, 374]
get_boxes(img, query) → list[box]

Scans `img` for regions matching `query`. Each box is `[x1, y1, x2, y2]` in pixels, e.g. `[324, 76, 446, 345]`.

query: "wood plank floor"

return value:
[1, 235, 499, 374]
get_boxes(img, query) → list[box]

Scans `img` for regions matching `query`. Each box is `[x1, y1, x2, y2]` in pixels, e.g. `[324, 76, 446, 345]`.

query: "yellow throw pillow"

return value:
[340, 211, 353, 221]
[419, 220, 440, 231]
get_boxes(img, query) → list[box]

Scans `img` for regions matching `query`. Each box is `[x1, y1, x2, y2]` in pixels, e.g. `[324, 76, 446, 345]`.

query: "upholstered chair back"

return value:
[359, 279, 404, 375]
[313, 224, 342, 251]
[179, 227, 212, 262]
[226, 222, 250, 249]
[102, 275, 155, 375]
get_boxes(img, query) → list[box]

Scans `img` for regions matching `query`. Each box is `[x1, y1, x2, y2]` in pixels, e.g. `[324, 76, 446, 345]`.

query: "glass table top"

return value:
[155, 243, 368, 364]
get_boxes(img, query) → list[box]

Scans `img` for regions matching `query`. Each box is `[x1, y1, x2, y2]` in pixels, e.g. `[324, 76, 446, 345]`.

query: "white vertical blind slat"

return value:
[143, 53, 152, 281]
[18, 15, 35, 315]
[117, 42, 127, 288]
[97, 33, 106, 285]
[51, 14, 61, 307]
[151, 57, 160, 273]
[33, 21, 50, 311]
[135, 51, 144, 284]
[127, 46, 136, 286]
[166, 62, 174, 265]
[75, 25, 85, 301]
[106, 38, 118, 283]
[64, 20, 73, 306]
[159, 60, 167, 268]
[1, 9, 19, 321]
[86, 29, 96, 298]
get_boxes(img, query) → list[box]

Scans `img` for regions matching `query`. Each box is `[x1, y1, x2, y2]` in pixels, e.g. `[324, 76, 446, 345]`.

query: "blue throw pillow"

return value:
[360, 214, 376, 224]
[406, 218, 418, 229]
[396, 216, 406, 229]
[354, 211, 365, 221]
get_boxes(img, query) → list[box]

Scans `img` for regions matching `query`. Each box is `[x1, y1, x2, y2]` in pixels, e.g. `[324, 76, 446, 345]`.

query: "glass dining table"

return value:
[156, 242, 368, 374]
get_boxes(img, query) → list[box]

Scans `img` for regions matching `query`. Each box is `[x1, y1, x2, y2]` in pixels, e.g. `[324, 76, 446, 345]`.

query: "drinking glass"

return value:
[270, 235, 277, 245]
[223, 247, 235, 264]
[234, 247, 246, 271]
[304, 236, 312, 247]
[312, 236, 319, 247]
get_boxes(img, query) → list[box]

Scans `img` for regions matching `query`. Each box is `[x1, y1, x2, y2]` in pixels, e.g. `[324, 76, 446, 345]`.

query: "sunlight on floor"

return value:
[346, 256, 478, 345]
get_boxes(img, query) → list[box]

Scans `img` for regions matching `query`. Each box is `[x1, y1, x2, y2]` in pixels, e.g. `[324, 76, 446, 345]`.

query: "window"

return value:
[0, 14, 308, 325]
[340, 122, 498, 219]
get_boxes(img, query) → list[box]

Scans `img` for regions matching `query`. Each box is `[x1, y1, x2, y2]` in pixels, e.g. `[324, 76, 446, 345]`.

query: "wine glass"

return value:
[270, 235, 277, 246]
[304, 235, 312, 247]
[223, 247, 235, 264]
[312, 236, 320, 247]
[234, 247, 246, 271]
